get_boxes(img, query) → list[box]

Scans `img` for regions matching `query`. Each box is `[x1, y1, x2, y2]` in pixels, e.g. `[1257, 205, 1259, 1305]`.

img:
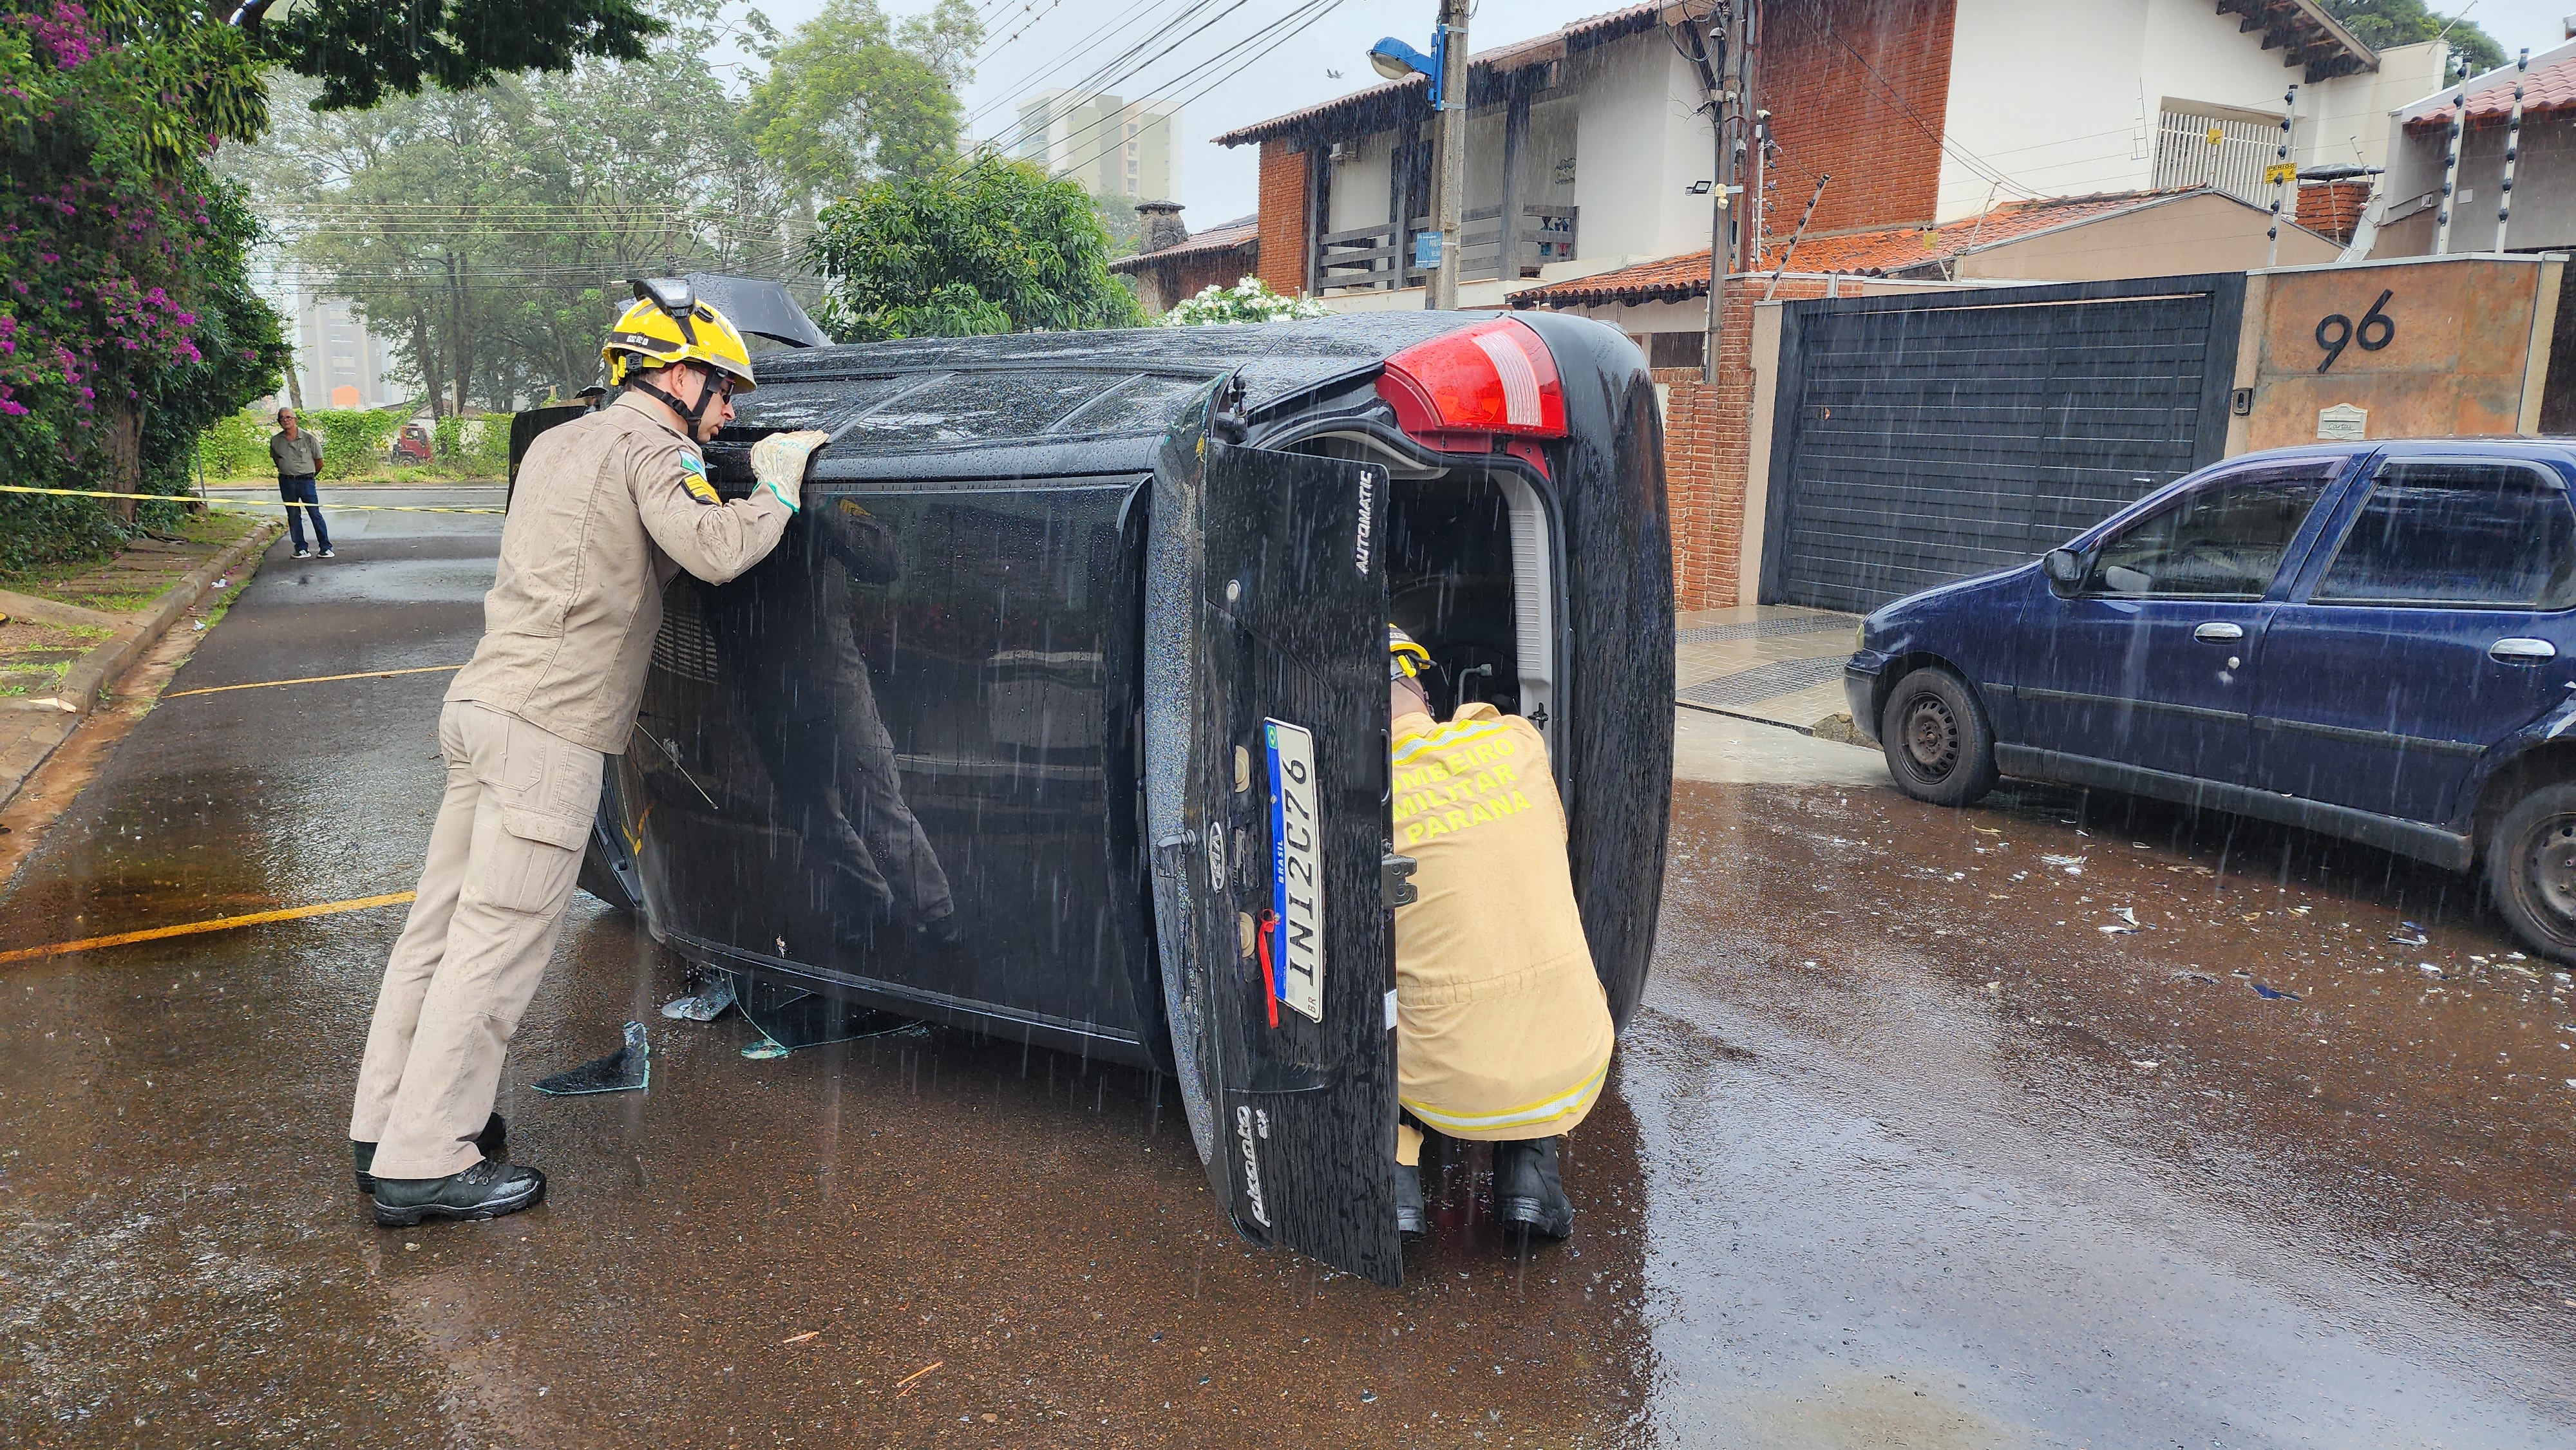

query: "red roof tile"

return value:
[2405, 52, 2576, 130]
[1106, 214, 1258, 274]
[1508, 189, 2226, 306]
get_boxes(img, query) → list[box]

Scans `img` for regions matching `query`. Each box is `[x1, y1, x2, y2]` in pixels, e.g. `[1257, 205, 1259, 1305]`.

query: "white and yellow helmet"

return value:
[601, 278, 757, 395]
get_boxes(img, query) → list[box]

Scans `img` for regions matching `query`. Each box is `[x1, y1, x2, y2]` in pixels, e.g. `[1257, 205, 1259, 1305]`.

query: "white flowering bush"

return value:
[1158, 276, 1331, 325]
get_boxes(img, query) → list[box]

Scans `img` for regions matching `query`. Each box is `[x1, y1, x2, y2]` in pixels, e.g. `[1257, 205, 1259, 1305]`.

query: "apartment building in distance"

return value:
[1014, 89, 1182, 203]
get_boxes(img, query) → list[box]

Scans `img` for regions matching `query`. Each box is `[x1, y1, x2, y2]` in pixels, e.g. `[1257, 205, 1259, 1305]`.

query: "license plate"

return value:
[1264, 719, 1325, 1023]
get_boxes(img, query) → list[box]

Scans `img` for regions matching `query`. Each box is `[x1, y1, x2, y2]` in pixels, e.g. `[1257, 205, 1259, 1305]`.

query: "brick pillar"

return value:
[1256, 140, 1311, 297]
[1654, 276, 1837, 610]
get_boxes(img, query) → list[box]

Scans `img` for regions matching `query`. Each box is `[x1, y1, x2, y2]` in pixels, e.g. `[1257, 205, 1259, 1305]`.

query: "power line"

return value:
[1041, 0, 1349, 190]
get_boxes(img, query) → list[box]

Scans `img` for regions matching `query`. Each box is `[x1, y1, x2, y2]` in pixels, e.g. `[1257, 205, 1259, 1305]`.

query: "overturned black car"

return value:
[519, 309, 1674, 1285]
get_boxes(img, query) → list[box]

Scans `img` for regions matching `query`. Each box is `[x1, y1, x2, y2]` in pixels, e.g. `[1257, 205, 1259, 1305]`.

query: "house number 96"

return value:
[2315, 288, 2395, 373]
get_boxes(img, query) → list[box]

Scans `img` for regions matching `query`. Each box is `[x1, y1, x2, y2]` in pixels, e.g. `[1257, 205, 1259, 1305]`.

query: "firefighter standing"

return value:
[1387, 625, 1616, 1239]
[348, 284, 828, 1227]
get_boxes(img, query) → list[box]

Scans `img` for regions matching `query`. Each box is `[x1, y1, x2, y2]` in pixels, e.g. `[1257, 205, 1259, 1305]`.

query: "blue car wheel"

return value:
[1879, 666, 1998, 808]
[2485, 782, 2576, 964]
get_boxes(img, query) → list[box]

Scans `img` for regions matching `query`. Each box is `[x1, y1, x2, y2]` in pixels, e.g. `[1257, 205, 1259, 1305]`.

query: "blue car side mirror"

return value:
[2042, 547, 2087, 588]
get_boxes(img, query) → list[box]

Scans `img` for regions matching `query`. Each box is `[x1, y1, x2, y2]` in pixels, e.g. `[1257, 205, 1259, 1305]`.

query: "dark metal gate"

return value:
[1759, 274, 2245, 613]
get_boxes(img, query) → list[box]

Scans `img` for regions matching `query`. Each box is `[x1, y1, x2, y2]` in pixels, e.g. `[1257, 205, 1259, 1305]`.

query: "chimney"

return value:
[1137, 201, 1188, 252]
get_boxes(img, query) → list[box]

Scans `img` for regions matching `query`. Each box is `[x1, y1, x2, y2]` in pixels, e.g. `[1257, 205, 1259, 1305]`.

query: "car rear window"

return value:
[2313, 461, 2576, 610]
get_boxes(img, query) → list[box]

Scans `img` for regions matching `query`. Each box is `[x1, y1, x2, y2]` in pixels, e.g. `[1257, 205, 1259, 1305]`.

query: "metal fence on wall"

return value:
[2152, 109, 2281, 207]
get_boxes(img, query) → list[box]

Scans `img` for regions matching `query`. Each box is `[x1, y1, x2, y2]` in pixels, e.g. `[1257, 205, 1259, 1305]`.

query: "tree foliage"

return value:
[1, 2, 289, 570]
[743, 0, 980, 207]
[804, 160, 1146, 342]
[247, 0, 663, 111]
[2, 0, 683, 570]
[2319, 1, 2506, 77]
[227, 1, 793, 413]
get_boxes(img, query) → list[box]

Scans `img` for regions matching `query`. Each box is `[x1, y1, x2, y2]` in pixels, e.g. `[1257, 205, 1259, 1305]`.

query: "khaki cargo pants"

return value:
[350, 700, 603, 1180]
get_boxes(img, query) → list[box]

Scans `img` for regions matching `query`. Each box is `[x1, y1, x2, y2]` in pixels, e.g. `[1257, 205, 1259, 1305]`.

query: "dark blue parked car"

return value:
[1846, 438, 2576, 962]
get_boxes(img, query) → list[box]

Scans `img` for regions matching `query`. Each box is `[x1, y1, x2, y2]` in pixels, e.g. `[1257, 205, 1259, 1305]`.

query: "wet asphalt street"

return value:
[3, 491, 2573, 1447]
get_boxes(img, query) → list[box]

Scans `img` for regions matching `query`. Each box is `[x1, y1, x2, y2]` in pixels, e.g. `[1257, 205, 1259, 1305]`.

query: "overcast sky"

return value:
[719, 1, 2576, 225]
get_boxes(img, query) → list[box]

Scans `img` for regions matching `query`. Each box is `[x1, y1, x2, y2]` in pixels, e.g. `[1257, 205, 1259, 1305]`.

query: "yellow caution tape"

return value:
[0, 890, 417, 966]
[163, 663, 468, 699]
[0, 483, 504, 514]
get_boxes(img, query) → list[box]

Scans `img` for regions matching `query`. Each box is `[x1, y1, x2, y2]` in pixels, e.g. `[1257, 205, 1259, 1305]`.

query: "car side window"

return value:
[2311, 461, 2576, 610]
[2083, 462, 2337, 600]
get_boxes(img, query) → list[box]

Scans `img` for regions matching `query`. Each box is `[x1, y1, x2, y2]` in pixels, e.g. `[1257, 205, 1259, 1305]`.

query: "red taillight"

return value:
[1376, 318, 1567, 449]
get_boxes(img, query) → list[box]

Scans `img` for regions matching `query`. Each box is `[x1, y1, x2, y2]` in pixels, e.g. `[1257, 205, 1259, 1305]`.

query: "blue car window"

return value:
[2313, 461, 2576, 610]
[2083, 462, 2336, 599]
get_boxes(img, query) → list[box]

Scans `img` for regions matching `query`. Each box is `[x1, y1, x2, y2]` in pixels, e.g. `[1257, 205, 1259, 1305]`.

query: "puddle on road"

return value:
[1658, 775, 2576, 1321]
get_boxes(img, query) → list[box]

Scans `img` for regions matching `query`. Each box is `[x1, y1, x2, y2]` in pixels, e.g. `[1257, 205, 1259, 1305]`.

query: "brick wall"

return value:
[1651, 276, 1844, 610]
[1256, 141, 1310, 297]
[1759, 0, 1956, 236]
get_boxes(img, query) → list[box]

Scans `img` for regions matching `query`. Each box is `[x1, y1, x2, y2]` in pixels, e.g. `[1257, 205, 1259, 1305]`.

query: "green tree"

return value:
[241, 0, 663, 111]
[743, 0, 982, 207]
[2, 0, 690, 570]
[1, 3, 289, 569]
[804, 160, 1146, 341]
[2319, 1, 2506, 77]
[230, 2, 794, 413]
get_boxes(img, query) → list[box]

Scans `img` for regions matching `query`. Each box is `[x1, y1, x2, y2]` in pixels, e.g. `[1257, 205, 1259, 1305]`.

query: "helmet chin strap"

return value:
[630, 363, 716, 436]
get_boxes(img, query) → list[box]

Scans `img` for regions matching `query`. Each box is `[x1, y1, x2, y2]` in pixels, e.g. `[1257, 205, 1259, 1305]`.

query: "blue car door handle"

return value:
[2489, 637, 2558, 664]
[2192, 621, 2245, 643]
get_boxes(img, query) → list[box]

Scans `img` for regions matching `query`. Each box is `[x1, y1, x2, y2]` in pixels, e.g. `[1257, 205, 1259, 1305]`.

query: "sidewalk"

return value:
[0, 520, 279, 809]
[1673, 603, 1864, 738]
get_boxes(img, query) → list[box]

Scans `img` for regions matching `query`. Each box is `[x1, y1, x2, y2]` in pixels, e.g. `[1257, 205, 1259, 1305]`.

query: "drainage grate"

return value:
[1678, 654, 1850, 708]
[1675, 615, 1857, 645]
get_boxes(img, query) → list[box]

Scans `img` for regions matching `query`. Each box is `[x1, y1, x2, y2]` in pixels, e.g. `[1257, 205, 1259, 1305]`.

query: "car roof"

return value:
[737, 313, 1484, 484]
[2229, 437, 2576, 467]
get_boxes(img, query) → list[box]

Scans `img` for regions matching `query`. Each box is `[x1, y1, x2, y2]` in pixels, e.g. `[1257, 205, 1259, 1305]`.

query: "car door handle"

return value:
[2192, 621, 2244, 643]
[2490, 637, 2558, 664]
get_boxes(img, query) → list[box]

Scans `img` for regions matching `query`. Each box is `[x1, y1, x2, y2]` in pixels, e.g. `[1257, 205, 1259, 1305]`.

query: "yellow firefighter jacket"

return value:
[1391, 702, 1615, 1148]
[448, 393, 792, 753]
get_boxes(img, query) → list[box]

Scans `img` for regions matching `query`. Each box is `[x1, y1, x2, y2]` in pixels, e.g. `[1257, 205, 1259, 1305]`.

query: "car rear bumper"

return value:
[1844, 652, 1886, 744]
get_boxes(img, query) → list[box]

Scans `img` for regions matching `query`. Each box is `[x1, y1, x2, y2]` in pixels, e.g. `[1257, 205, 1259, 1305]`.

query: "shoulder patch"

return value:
[676, 451, 720, 505]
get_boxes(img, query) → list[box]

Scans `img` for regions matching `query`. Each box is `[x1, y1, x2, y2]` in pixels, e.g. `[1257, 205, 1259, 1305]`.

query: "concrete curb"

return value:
[31, 522, 281, 717]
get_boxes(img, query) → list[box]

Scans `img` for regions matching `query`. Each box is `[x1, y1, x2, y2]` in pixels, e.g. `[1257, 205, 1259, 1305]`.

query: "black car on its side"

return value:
[515, 310, 1676, 1285]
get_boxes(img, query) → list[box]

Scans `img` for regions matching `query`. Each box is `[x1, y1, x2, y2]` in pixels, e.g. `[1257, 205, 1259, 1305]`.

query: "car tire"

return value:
[2483, 782, 2576, 964]
[1879, 666, 1999, 807]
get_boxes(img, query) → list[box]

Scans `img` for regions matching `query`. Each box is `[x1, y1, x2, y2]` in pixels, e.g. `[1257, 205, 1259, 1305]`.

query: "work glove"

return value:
[750, 429, 829, 513]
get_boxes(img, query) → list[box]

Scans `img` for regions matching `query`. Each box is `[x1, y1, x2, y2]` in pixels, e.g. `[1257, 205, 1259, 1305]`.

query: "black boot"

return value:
[352, 1113, 506, 1196]
[372, 1158, 547, 1227]
[1491, 1137, 1573, 1240]
[1394, 1161, 1428, 1238]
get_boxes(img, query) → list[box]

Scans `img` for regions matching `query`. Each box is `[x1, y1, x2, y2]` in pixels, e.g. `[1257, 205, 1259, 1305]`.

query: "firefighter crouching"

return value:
[346, 283, 830, 1228]
[1388, 625, 1616, 1240]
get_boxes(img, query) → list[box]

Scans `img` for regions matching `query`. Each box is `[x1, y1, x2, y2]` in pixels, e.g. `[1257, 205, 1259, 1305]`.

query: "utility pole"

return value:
[1702, 1, 1749, 386]
[1428, 0, 1470, 310]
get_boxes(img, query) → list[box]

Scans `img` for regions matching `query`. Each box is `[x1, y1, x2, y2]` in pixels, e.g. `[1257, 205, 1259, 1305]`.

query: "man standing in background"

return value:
[268, 407, 332, 560]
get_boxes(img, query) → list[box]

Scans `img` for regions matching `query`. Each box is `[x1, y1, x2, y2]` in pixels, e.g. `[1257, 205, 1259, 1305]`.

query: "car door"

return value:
[2254, 455, 2576, 826]
[2011, 458, 2344, 787]
[1143, 381, 1404, 1286]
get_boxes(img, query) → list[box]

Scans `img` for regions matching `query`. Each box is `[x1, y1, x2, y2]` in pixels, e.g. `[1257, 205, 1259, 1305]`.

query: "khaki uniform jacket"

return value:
[1390, 703, 1615, 1142]
[447, 394, 793, 753]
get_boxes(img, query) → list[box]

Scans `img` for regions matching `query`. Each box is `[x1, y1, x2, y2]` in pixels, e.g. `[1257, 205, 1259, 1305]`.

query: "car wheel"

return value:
[2484, 782, 2576, 964]
[1879, 666, 1999, 807]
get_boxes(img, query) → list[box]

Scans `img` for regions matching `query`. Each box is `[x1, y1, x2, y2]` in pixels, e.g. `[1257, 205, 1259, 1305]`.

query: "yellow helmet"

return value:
[601, 278, 757, 401]
[1388, 623, 1431, 682]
